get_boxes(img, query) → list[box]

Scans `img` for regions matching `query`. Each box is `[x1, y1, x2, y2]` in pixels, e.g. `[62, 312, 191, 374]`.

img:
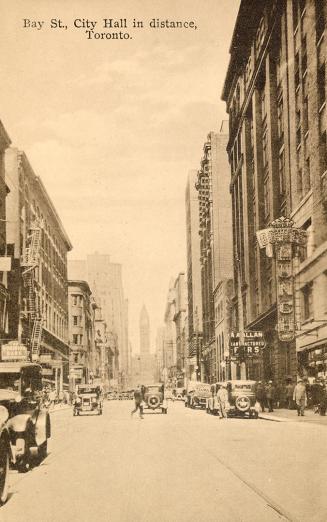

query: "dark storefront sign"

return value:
[229, 331, 265, 360]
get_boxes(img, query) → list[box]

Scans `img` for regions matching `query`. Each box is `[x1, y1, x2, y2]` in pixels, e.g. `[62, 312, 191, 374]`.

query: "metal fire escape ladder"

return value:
[21, 221, 43, 361]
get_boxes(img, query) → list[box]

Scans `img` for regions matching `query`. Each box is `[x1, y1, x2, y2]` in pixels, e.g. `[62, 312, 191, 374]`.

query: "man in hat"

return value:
[293, 379, 307, 416]
[217, 383, 229, 419]
[265, 381, 275, 412]
[255, 381, 266, 412]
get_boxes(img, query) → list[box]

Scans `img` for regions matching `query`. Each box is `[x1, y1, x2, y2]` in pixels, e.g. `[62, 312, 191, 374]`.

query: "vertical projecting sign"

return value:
[256, 217, 307, 342]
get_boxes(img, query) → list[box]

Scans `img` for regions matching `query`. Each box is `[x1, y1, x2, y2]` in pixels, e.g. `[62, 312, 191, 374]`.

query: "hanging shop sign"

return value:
[1, 341, 28, 361]
[256, 217, 307, 343]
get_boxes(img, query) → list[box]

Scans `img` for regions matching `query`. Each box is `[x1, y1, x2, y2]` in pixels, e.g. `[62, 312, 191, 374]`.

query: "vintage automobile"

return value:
[0, 362, 51, 473]
[185, 381, 211, 409]
[0, 406, 11, 506]
[143, 384, 168, 414]
[73, 384, 103, 416]
[220, 380, 259, 419]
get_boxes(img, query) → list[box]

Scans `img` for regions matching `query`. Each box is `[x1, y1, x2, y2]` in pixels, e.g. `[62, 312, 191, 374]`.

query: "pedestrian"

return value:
[49, 387, 56, 409]
[286, 381, 295, 409]
[293, 379, 307, 416]
[256, 381, 266, 412]
[217, 384, 229, 419]
[265, 381, 275, 412]
[131, 385, 144, 419]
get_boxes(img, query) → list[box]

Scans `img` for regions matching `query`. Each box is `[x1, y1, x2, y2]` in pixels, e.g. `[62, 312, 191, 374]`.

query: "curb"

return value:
[259, 413, 291, 422]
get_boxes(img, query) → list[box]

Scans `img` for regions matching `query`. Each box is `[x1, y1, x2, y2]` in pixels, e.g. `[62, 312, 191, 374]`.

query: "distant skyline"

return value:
[1, 0, 240, 352]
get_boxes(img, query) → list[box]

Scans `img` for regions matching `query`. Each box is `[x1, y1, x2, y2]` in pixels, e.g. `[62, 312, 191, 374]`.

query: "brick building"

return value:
[222, 0, 327, 383]
[6, 148, 72, 391]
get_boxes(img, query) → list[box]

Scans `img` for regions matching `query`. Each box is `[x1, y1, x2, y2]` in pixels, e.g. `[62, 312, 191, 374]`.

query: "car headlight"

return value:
[0, 405, 9, 424]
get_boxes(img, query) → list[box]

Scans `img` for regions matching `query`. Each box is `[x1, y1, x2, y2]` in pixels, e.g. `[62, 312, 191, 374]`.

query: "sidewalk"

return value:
[259, 407, 327, 426]
[49, 402, 71, 413]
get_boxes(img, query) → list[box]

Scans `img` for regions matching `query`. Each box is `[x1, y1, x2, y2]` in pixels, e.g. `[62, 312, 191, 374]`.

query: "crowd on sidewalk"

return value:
[255, 378, 327, 417]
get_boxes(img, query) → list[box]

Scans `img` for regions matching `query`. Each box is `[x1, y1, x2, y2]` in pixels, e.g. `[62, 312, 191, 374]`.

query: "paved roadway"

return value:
[1, 400, 327, 522]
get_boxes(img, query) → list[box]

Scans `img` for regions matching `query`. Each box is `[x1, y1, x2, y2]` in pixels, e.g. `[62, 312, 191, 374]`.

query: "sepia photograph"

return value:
[0, 0, 327, 520]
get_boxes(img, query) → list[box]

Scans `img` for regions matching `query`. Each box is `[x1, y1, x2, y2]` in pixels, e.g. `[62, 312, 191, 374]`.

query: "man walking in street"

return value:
[217, 384, 229, 419]
[293, 379, 307, 416]
[131, 385, 144, 419]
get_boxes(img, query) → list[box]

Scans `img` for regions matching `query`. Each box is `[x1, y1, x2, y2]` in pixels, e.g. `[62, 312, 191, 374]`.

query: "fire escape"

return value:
[21, 221, 43, 362]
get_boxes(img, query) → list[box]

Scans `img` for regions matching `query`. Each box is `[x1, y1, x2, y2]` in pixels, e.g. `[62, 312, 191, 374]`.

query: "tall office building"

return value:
[68, 253, 129, 386]
[138, 305, 155, 384]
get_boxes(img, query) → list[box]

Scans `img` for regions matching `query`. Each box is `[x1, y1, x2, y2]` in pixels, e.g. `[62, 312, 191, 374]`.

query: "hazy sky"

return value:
[1, 0, 239, 352]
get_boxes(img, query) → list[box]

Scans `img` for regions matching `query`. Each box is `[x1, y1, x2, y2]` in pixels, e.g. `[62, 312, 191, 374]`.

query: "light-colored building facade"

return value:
[68, 280, 96, 389]
[6, 148, 72, 391]
[173, 273, 187, 386]
[195, 129, 233, 383]
[138, 305, 155, 384]
[185, 170, 203, 380]
[222, 0, 327, 383]
[68, 253, 128, 386]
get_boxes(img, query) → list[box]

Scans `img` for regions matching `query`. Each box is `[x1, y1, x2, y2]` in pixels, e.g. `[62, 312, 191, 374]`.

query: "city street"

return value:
[1, 401, 326, 522]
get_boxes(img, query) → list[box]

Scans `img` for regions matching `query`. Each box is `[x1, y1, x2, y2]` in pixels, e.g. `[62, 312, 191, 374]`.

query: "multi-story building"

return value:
[185, 170, 203, 380]
[68, 254, 127, 384]
[68, 280, 96, 389]
[5, 148, 72, 391]
[163, 280, 177, 383]
[138, 305, 155, 384]
[173, 273, 187, 386]
[0, 122, 11, 342]
[195, 129, 233, 383]
[222, 0, 327, 383]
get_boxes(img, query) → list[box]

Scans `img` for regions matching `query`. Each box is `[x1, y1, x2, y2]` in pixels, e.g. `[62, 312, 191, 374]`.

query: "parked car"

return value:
[186, 381, 211, 409]
[143, 384, 168, 414]
[0, 362, 51, 473]
[225, 380, 260, 418]
[0, 406, 11, 505]
[175, 388, 185, 400]
[73, 384, 103, 416]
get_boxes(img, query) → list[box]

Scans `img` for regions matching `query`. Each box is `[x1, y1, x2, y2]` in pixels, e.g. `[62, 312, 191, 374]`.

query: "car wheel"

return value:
[0, 439, 9, 505]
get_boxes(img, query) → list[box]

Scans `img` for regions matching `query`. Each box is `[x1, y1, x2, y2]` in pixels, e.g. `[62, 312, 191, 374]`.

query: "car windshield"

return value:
[234, 384, 252, 390]
[146, 386, 161, 393]
[0, 373, 20, 391]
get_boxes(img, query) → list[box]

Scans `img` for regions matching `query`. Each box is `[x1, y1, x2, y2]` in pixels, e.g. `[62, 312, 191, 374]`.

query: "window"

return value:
[320, 130, 327, 175]
[79, 334, 83, 345]
[318, 62, 326, 110]
[279, 149, 286, 195]
[315, 0, 325, 43]
[73, 334, 78, 344]
[302, 284, 313, 321]
[295, 52, 300, 89]
[73, 296, 77, 306]
[277, 98, 284, 141]
[263, 177, 270, 219]
[301, 36, 307, 74]
[73, 316, 78, 326]
[262, 130, 268, 167]
[303, 96, 309, 135]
